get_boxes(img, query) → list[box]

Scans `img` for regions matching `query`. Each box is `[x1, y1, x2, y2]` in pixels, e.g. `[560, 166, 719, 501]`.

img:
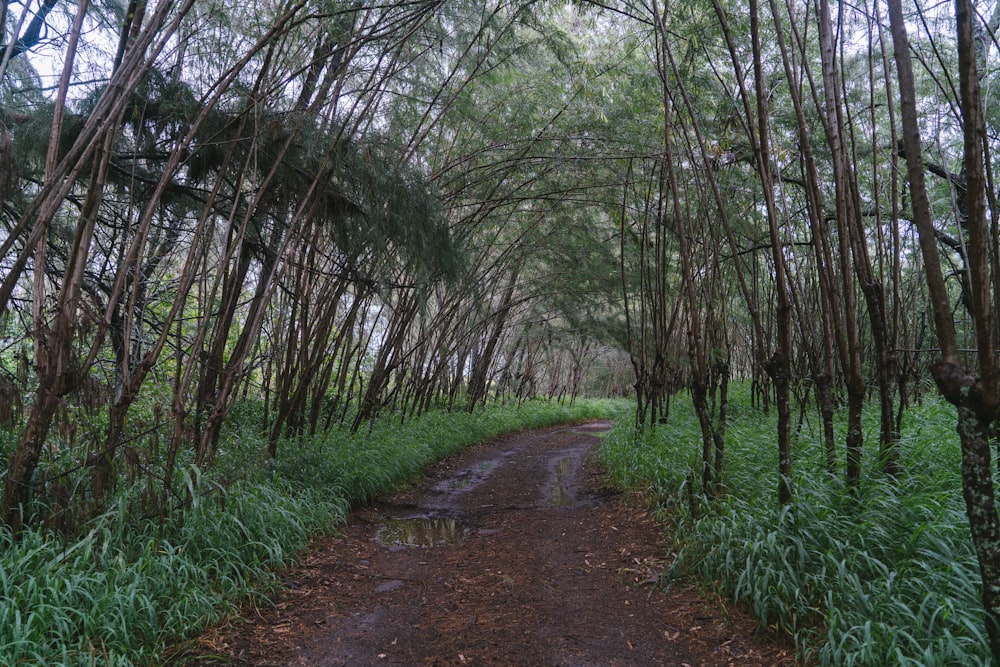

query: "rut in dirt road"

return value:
[185, 423, 795, 667]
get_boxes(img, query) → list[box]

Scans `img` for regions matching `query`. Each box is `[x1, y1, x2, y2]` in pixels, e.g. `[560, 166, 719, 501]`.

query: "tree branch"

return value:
[1, 0, 59, 59]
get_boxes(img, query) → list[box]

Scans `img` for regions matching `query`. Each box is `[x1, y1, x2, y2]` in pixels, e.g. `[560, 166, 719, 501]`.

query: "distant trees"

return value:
[0, 1, 622, 531]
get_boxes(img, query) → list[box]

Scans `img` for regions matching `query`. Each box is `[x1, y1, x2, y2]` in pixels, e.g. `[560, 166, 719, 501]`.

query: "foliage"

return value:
[273, 398, 626, 502]
[600, 389, 989, 665]
[0, 477, 328, 665]
[4, 0, 1000, 658]
[0, 399, 623, 666]
[0, 0, 633, 535]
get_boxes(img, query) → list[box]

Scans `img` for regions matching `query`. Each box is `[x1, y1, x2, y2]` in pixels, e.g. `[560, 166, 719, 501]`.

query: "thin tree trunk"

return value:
[467, 267, 520, 409]
[889, 0, 1000, 655]
[750, 0, 794, 503]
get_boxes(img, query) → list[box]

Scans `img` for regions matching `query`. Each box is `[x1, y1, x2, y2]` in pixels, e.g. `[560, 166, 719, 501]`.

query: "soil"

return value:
[177, 422, 797, 666]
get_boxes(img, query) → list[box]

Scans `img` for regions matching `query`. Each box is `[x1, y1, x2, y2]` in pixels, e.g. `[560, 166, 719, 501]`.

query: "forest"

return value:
[1, 0, 999, 663]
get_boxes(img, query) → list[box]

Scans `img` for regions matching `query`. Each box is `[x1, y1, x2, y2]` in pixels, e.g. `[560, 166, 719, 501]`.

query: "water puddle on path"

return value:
[378, 516, 466, 547]
[571, 421, 613, 434]
[433, 460, 498, 493]
[549, 456, 576, 508]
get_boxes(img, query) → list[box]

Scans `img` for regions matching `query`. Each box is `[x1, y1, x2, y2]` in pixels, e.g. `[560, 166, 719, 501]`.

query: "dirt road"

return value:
[182, 422, 795, 666]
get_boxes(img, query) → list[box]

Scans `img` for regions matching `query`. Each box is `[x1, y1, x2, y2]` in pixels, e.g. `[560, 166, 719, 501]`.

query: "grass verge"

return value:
[0, 398, 626, 666]
[598, 390, 988, 666]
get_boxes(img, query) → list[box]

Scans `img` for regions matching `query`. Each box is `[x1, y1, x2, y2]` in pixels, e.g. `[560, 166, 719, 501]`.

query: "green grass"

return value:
[269, 398, 625, 502]
[599, 389, 989, 666]
[0, 397, 626, 666]
[0, 473, 338, 666]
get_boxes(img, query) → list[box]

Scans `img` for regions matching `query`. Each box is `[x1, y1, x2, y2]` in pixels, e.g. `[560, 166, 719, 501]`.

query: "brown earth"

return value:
[177, 421, 797, 666]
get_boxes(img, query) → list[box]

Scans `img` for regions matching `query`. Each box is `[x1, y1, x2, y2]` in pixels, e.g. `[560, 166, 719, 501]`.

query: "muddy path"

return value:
[183, 422, 795, 666]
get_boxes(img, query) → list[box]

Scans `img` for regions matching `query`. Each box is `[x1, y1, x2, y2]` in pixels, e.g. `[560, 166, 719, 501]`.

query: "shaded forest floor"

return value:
[177, 422, 797, 666]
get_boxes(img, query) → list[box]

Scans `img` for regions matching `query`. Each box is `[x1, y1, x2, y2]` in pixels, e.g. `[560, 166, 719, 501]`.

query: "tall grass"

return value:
[0, 398, 625, 666]
[0, 471, 342, 665]
[599, 388, 989, 665]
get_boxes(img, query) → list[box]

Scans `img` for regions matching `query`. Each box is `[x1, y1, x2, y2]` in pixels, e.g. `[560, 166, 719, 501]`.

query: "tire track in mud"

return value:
[183, 422, 795, 667]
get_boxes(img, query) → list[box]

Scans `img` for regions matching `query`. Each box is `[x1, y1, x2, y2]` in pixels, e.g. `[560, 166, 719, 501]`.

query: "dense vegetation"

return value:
[601, 387, 987, 666]
[0, 398, 622, 665]
[4, 0, 1000, 663]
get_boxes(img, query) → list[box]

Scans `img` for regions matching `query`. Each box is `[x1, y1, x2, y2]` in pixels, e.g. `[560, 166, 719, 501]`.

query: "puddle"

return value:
[378, 517, 466, 547]
[434, 460, 497, 493]
[572, 421, 613, 434]
[549, 456, 577, 508]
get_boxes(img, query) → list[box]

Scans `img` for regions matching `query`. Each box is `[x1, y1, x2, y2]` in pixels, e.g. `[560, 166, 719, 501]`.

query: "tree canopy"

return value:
[5, 0, 1000, 657]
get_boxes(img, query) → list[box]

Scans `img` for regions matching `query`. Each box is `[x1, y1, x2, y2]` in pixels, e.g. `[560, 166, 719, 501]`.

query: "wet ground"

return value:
[180, 422, 796, 666]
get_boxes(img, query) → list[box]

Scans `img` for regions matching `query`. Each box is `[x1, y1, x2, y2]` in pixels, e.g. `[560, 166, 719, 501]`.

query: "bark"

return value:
[1, 0, 58, 59]
[889, 0, 1000, 655]
[2, 0, 94, 529]
[1, 375, 62, 531]
[886, 2, 957, 358]
[816, 0, 879, 488]
[816, 371, 837, 473]
[197, 233, 287, 464]
[749, 0, 794, 503]
[952, 402, 1000, 658]
[352, 292, 418, 431]
[952, 0, 1000, 651]
[652, 0, 723, 492]
[712, 361, 729, 482]
[467, 267, 520, 409]
[708, 0, 792, 500]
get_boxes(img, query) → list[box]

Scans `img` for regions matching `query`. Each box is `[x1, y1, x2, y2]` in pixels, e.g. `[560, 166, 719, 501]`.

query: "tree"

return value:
[888, 0, 1000, 656]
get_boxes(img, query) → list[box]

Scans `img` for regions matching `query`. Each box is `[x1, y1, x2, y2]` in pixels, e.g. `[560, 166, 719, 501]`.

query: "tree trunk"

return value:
[888, 0, 1000, 655]
[467, 267, 520, 409]
[748, 0, 794, 503]
[1, 385, 61, 531]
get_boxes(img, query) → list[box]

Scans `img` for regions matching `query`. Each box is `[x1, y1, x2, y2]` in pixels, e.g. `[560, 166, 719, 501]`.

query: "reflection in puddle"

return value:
[378, 517, 465, 547]
[550, 456, 576, 508]
[571, 421, 613, 434]
[434, 461, 497, 493]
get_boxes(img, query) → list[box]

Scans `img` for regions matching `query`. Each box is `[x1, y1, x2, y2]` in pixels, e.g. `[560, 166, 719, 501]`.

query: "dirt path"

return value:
[182, 422, 796, 666]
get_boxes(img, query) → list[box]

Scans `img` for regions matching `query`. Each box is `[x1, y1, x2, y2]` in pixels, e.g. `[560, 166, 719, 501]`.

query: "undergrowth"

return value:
[0, 398, 625, 666]
[599, 388, 988, 666]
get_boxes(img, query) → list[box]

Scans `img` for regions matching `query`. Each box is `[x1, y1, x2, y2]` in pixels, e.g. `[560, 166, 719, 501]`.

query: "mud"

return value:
[180, 422, 796, 666]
